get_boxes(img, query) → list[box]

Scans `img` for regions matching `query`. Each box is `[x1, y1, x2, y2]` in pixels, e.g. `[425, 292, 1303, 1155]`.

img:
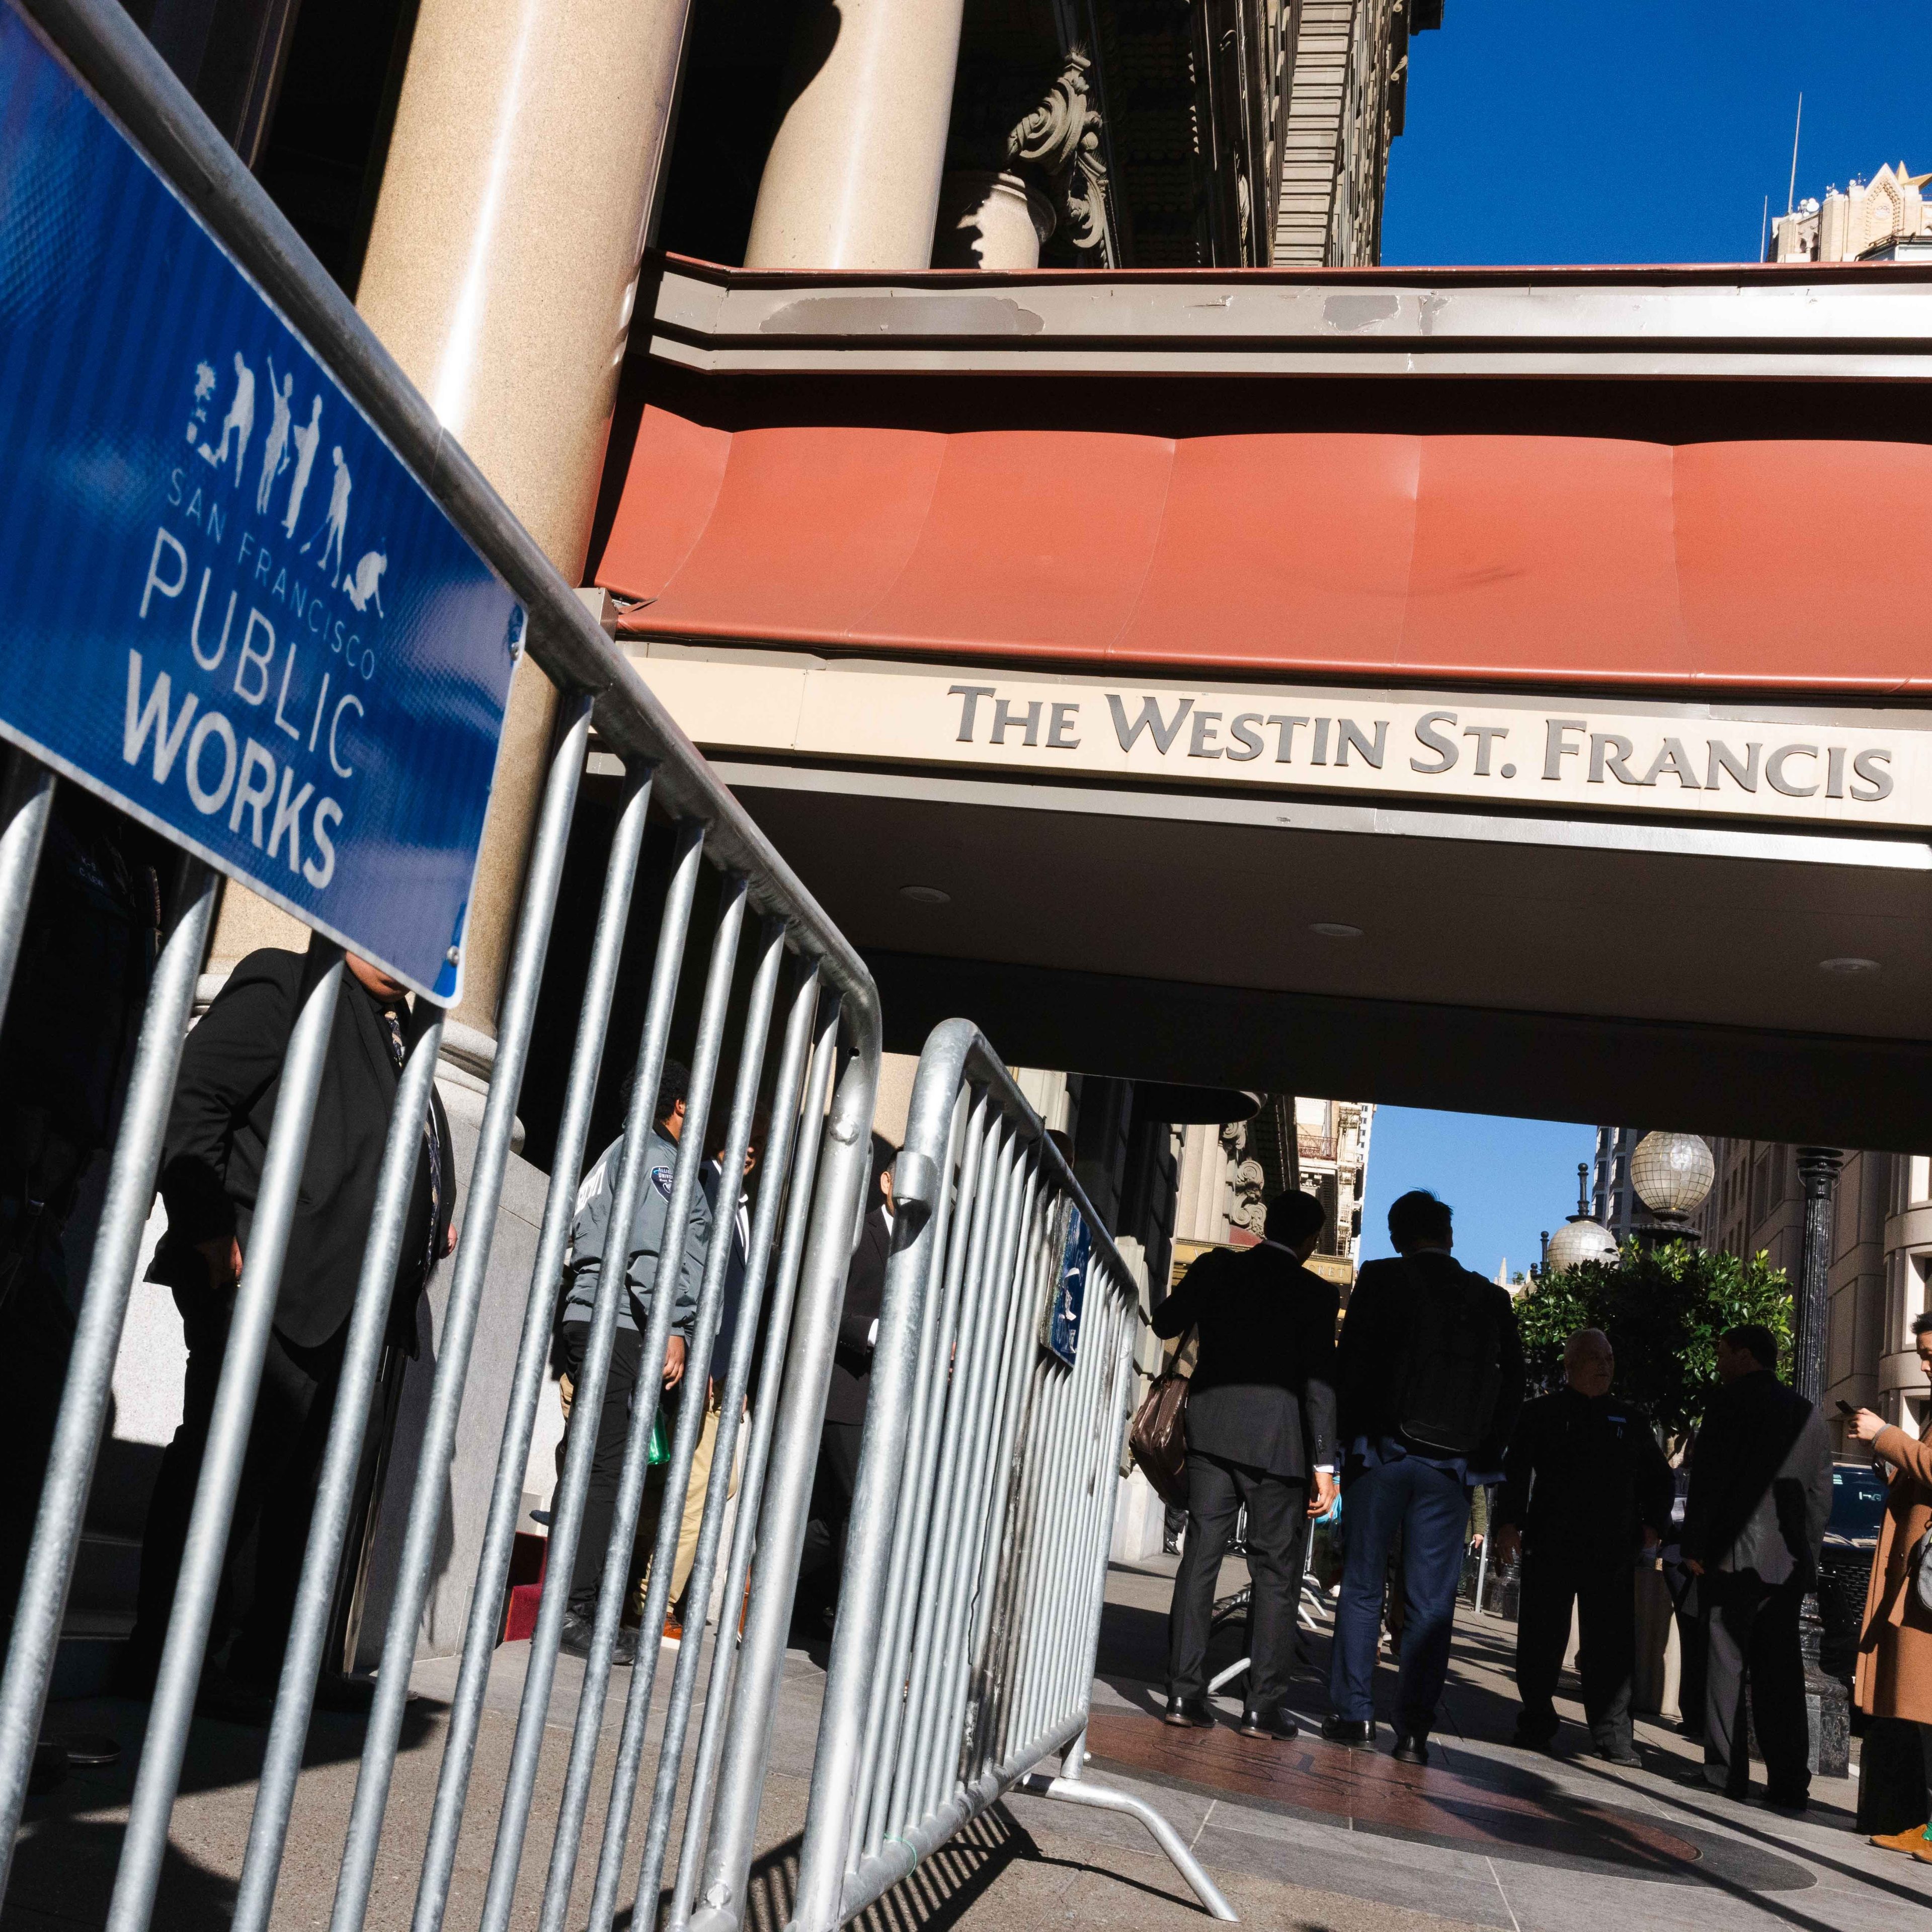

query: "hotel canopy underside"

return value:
[586, 258, 1932, 1149]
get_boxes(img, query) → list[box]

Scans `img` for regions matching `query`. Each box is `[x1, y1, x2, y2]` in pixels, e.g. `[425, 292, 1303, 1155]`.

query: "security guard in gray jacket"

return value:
[555, 1058, 709, 1658]
[1493, 1328, 1673, 1763]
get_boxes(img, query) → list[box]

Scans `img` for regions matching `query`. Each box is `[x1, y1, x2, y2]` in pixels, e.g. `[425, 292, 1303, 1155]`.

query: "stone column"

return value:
[202, 1, 694, 1666]
[746, 0, 971, 268]
[932, 173, 1054, 271]
[1791, 1144, 1849, 1779]
[1793, 1146, 1843, 1405]
[211, 0, 687, 1038]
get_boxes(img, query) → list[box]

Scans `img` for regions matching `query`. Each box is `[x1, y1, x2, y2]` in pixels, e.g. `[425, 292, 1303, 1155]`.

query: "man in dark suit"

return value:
[1492, 1328, 1673, 1763]
[1325, 1189, 1522, 1764]
[796, 1133, 894, 1631]
[1155, 1188, 1337, 1740]
[126, 942, 453, 1710]
[1679, 1323, 1830, 1810]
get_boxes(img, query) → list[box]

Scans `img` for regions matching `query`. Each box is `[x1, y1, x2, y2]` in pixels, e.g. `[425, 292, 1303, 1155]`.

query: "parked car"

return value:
[1818, 1457, 1891, 1689]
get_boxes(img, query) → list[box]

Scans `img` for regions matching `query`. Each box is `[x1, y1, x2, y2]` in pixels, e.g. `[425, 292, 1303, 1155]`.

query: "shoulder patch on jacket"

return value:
[651, 1165, 674, 1200]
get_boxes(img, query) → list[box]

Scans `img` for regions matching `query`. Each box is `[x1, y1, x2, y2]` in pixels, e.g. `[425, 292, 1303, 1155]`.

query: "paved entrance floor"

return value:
[1070, 1553, 1931, 1932]
[10, 1553, 1930, 1932]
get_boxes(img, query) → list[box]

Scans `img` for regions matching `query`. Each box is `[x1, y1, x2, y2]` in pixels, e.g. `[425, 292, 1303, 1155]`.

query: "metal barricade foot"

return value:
[1013, 1770, 1238, 1921]
[1206, 1656, 1249, 1695]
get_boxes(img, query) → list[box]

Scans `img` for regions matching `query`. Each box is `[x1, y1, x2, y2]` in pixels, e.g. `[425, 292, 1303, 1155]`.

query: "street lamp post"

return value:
[1790, 1144, 1848, 1780]
[1792, 1146, 1843, 1406]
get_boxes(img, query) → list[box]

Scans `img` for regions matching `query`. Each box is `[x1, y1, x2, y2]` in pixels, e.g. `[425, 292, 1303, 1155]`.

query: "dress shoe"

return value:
[1321, 1716, 1376, 1748]
[557, 1613, 636, 1666]
[1871, 1823, 1931, 1854]
[1163, 1694, 1214, 1728]
[1763, 1789, 1809, 1816]
[1593, 1734, 1641, 1768]
[1391, 1731, 1430, 1766]
[1237, 1704, 1299, 1741]
[1511, 1720, 1559, 1753]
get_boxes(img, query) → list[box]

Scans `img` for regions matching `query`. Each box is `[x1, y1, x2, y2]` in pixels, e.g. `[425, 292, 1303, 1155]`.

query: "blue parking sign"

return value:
[0, 4, 519, 1000]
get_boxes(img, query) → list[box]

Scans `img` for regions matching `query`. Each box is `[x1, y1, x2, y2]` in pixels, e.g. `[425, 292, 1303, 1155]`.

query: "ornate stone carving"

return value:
[1009, 53, 1108, 252]
[1222, 1119, 1268, 1236]
[947, 51, 1109, 256]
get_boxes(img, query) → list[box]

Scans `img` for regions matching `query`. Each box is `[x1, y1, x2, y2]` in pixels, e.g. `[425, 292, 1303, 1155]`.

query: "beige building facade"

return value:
[96, 0, 1445, 1636]
[1692, 1140, 1929, 1443]
[1172, 1094, 1374, 1290]
[1276, 0, 1437, 266]
[160, 0, 1446, 1012]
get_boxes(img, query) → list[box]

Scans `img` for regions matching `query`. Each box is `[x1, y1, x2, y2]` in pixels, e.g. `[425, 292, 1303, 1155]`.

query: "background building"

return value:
[1597, 1123, 1927, 1441]
[1768, 159, 1932, 262]
[1172, 1095, 1374, 1290]
[1275, 0, 1441, 266]
[1691, 1141, 1927, 1442]
[1592, 1124, 1648, 1242]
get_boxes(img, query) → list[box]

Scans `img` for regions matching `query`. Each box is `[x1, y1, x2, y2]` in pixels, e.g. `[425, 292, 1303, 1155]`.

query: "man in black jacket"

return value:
[0, 793, 163, 1634]
[1325, 1190, 1522, 1764]
[1493, 1328, 1673, 1763]
[1680, 1324, 1831, 1810]
[126, 942, 453, 1708]
[1155, 1188, 1337, 1740]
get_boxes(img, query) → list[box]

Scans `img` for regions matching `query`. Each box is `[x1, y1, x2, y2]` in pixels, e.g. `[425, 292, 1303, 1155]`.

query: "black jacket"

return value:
[1151, 1242, 1338, 1481]
[1495, 1386, 1674, 1568]
[1337, 1251, 1524, 1472]
[1680, 1368, 1814, 1571]
[826, 1204, 890, 1425]
[152, 946, 453, 1348]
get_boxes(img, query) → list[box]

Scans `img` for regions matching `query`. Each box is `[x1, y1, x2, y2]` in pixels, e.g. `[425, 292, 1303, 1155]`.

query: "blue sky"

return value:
[1384, 1, 1932, 267]
[1358, 1109, 1596, 1284]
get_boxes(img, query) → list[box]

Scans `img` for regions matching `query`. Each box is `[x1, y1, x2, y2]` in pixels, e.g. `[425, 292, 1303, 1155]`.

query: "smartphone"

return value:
[1835, 1399, 1855, 1416]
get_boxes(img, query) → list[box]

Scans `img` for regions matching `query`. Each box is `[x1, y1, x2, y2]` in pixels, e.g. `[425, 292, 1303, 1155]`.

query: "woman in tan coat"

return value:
[1848, 1309, 1932, 1859]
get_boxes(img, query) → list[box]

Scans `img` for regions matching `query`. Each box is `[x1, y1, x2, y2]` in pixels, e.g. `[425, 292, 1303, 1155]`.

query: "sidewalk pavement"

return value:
[11, 1550, 1931, 1932]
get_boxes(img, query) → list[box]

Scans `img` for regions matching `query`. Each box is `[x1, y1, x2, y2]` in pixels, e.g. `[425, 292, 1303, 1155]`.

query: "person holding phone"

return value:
[1844, 1310, 1932, 1859]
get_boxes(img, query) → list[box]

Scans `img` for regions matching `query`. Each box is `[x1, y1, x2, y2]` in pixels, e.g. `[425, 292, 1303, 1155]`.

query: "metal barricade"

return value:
[752, 1022, 1235, 1932]
[0, 7, 880, 1932]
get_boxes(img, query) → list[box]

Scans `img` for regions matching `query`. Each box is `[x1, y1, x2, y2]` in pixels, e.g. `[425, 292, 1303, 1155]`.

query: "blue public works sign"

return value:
[0, 5, 519, 1001]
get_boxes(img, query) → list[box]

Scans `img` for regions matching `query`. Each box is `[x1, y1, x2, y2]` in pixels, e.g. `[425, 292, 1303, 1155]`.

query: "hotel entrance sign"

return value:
[630, 647, 1932, 837]
[0, 4, 519, 1001]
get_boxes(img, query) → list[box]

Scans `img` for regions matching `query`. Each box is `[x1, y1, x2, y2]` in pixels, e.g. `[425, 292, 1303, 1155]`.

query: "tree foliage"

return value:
[1514, 1241, 1792, 1443]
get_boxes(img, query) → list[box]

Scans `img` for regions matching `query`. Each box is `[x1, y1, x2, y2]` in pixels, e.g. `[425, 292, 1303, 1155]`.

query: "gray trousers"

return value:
[1702, 1571, 1809, 1800]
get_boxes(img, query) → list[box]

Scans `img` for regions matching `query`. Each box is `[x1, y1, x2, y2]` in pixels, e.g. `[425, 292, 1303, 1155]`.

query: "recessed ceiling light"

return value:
[1311, 922, 1363, 940]
[1818, 956, 1879, 975]
[899, 884, 951, 906]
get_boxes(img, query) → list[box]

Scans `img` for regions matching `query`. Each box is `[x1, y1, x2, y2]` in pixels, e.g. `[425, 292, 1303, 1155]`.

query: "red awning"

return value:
[596, 405, 1932, 694]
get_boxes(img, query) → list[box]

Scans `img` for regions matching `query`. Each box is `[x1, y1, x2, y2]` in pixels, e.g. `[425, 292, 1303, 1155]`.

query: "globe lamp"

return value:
[1545, 1217, 1619, 1273]
[1629, 1131, 1715, 1223]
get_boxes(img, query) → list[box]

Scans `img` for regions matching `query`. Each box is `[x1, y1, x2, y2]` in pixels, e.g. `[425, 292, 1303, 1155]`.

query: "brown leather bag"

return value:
[1130, 1362, 1191, 1511]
